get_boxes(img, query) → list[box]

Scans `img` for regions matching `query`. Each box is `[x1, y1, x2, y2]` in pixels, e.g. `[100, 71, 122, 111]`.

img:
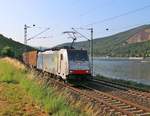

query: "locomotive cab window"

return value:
[61, 54, 63, 60]
[68, 50, 88, 61]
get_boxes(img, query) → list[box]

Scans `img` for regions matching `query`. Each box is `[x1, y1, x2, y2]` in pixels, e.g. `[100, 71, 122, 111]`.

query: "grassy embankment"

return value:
[95, 75, 150, 91]
[0, 58, 83, 116]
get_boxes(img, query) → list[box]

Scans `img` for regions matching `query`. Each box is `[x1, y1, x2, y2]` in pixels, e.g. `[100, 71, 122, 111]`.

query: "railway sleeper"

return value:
[114, 112, 122, 116]
[105, 100, 120, 104]
[117, 103, 127, 107]
[108, 109, 120, 115]
[139, 112, 150, 116]
[107, 100, 120, 104]
[115, 103, 126, 107]
[105, 100, 116, 104]
[131, 110, 143, 114]
[103, 97, 110, 100]
[121, 105, 131, 109]
[110, 99, 118, 102]
[124, 107, 137, 111]
[109, 109, 115, 112]
[108, 110, 118, 116]
[102, 98, 112, 101]
[103, 96, 109, 99]
[111, 101, 121, 104]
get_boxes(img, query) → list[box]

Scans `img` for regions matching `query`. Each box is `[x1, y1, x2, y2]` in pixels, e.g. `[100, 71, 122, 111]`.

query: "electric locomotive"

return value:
[23, 47, 91, 81]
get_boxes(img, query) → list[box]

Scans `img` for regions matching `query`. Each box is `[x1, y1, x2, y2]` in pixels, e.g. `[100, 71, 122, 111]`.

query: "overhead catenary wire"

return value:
[27, 28, 50, 41]
[84, 4, 150, 27]
[72, 28, 90, 41]
[95, 22, 150, 38]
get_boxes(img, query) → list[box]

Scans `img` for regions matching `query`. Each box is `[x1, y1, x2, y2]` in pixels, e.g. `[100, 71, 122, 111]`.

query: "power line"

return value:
[27, 28, 50, 41]
[111, 22, 150, 32]
[84, 4, 150, 27]
[94, 22, 150, 40]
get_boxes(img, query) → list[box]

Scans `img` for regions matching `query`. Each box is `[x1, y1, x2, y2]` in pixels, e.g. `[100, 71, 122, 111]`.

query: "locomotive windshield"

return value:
[68, 50, 89, 61]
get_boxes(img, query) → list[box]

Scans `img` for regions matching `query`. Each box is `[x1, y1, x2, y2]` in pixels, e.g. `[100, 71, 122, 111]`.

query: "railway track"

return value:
[81, 84, 150, 116]
[41, 74, 150, 116]
[32, 69, 150, 115]
[88, 79, 150, 108]
[92, 79, 150, 98]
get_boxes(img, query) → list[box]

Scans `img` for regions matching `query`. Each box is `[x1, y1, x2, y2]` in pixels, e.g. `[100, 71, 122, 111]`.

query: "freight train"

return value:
[23, 47, 91, 82]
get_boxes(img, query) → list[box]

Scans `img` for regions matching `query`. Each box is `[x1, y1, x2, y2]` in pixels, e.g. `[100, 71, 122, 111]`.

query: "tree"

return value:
[1, 46, 14, 57]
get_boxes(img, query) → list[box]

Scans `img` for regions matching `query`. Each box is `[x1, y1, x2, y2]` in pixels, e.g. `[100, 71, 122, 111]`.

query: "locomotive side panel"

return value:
[37, 52, 43, 70]
[57, 49, 69, 80]
[37, 51, 59, 76]
[43, 52, 58, 75]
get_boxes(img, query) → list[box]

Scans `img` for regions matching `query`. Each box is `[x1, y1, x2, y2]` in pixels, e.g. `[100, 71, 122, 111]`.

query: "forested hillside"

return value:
[59, 25, 150, 57]
[0, 34, 35, 58]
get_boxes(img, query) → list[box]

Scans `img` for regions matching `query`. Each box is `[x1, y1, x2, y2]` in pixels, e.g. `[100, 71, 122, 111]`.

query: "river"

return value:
[93, 57, 150, 85]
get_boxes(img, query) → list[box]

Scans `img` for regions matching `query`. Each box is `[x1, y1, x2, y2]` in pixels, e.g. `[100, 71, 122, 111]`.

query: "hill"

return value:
[0, 34, 35, 58]
[60, 24, 150, 57]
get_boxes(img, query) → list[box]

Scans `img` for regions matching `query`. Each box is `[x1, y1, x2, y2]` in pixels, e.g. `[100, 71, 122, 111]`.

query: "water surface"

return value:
[94, 57, 150, 85]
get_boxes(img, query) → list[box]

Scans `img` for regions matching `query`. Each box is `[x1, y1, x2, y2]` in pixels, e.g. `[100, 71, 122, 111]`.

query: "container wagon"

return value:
[22, 51, 38, 68]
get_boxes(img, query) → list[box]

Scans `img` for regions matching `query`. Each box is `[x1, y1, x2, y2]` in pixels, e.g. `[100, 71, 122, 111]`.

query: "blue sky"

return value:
[0, 0, 150, 47]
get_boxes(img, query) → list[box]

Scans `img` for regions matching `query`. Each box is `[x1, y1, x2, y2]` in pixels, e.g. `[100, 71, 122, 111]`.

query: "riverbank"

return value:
[95, 75, 150, 92]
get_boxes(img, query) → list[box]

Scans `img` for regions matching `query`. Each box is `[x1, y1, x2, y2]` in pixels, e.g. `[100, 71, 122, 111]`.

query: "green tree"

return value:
[1, 46, 14, 57]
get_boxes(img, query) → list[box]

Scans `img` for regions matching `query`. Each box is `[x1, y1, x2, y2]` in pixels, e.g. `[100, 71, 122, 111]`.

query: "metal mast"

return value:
[90, 28, 94, 76]
[24, 24, 27, 45]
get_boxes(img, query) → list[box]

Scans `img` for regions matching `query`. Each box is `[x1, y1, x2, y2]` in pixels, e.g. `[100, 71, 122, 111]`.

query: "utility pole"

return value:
[24, 24, 27, 45]
[24, 24, 36, 45]
[24, 24, 50, 52]
[89, 28, 94, 77]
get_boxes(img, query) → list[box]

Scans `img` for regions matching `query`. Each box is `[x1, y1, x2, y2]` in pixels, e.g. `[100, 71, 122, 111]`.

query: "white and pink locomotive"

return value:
[23, 47, 91, 81]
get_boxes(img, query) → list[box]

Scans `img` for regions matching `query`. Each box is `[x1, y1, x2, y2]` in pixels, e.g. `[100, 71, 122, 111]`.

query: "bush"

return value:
[1, 46, 14, 57]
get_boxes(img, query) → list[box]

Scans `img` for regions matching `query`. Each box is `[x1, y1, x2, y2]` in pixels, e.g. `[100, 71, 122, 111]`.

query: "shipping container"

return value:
[23, 51, 38, 67]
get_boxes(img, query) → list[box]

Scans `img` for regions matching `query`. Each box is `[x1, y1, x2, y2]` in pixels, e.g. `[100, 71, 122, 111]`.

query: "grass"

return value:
[95, 75, 150, 91]
[0, 57, 83, 116]
[0, 82, 46, 115]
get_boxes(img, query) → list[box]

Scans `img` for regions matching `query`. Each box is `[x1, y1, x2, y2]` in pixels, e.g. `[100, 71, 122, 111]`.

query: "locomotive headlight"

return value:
[69, 70, 73, 73]
[86, 70, 89, 73]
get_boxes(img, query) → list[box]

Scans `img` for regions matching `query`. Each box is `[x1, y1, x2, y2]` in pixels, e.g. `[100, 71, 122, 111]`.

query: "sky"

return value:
[0, 0, 150, 47]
